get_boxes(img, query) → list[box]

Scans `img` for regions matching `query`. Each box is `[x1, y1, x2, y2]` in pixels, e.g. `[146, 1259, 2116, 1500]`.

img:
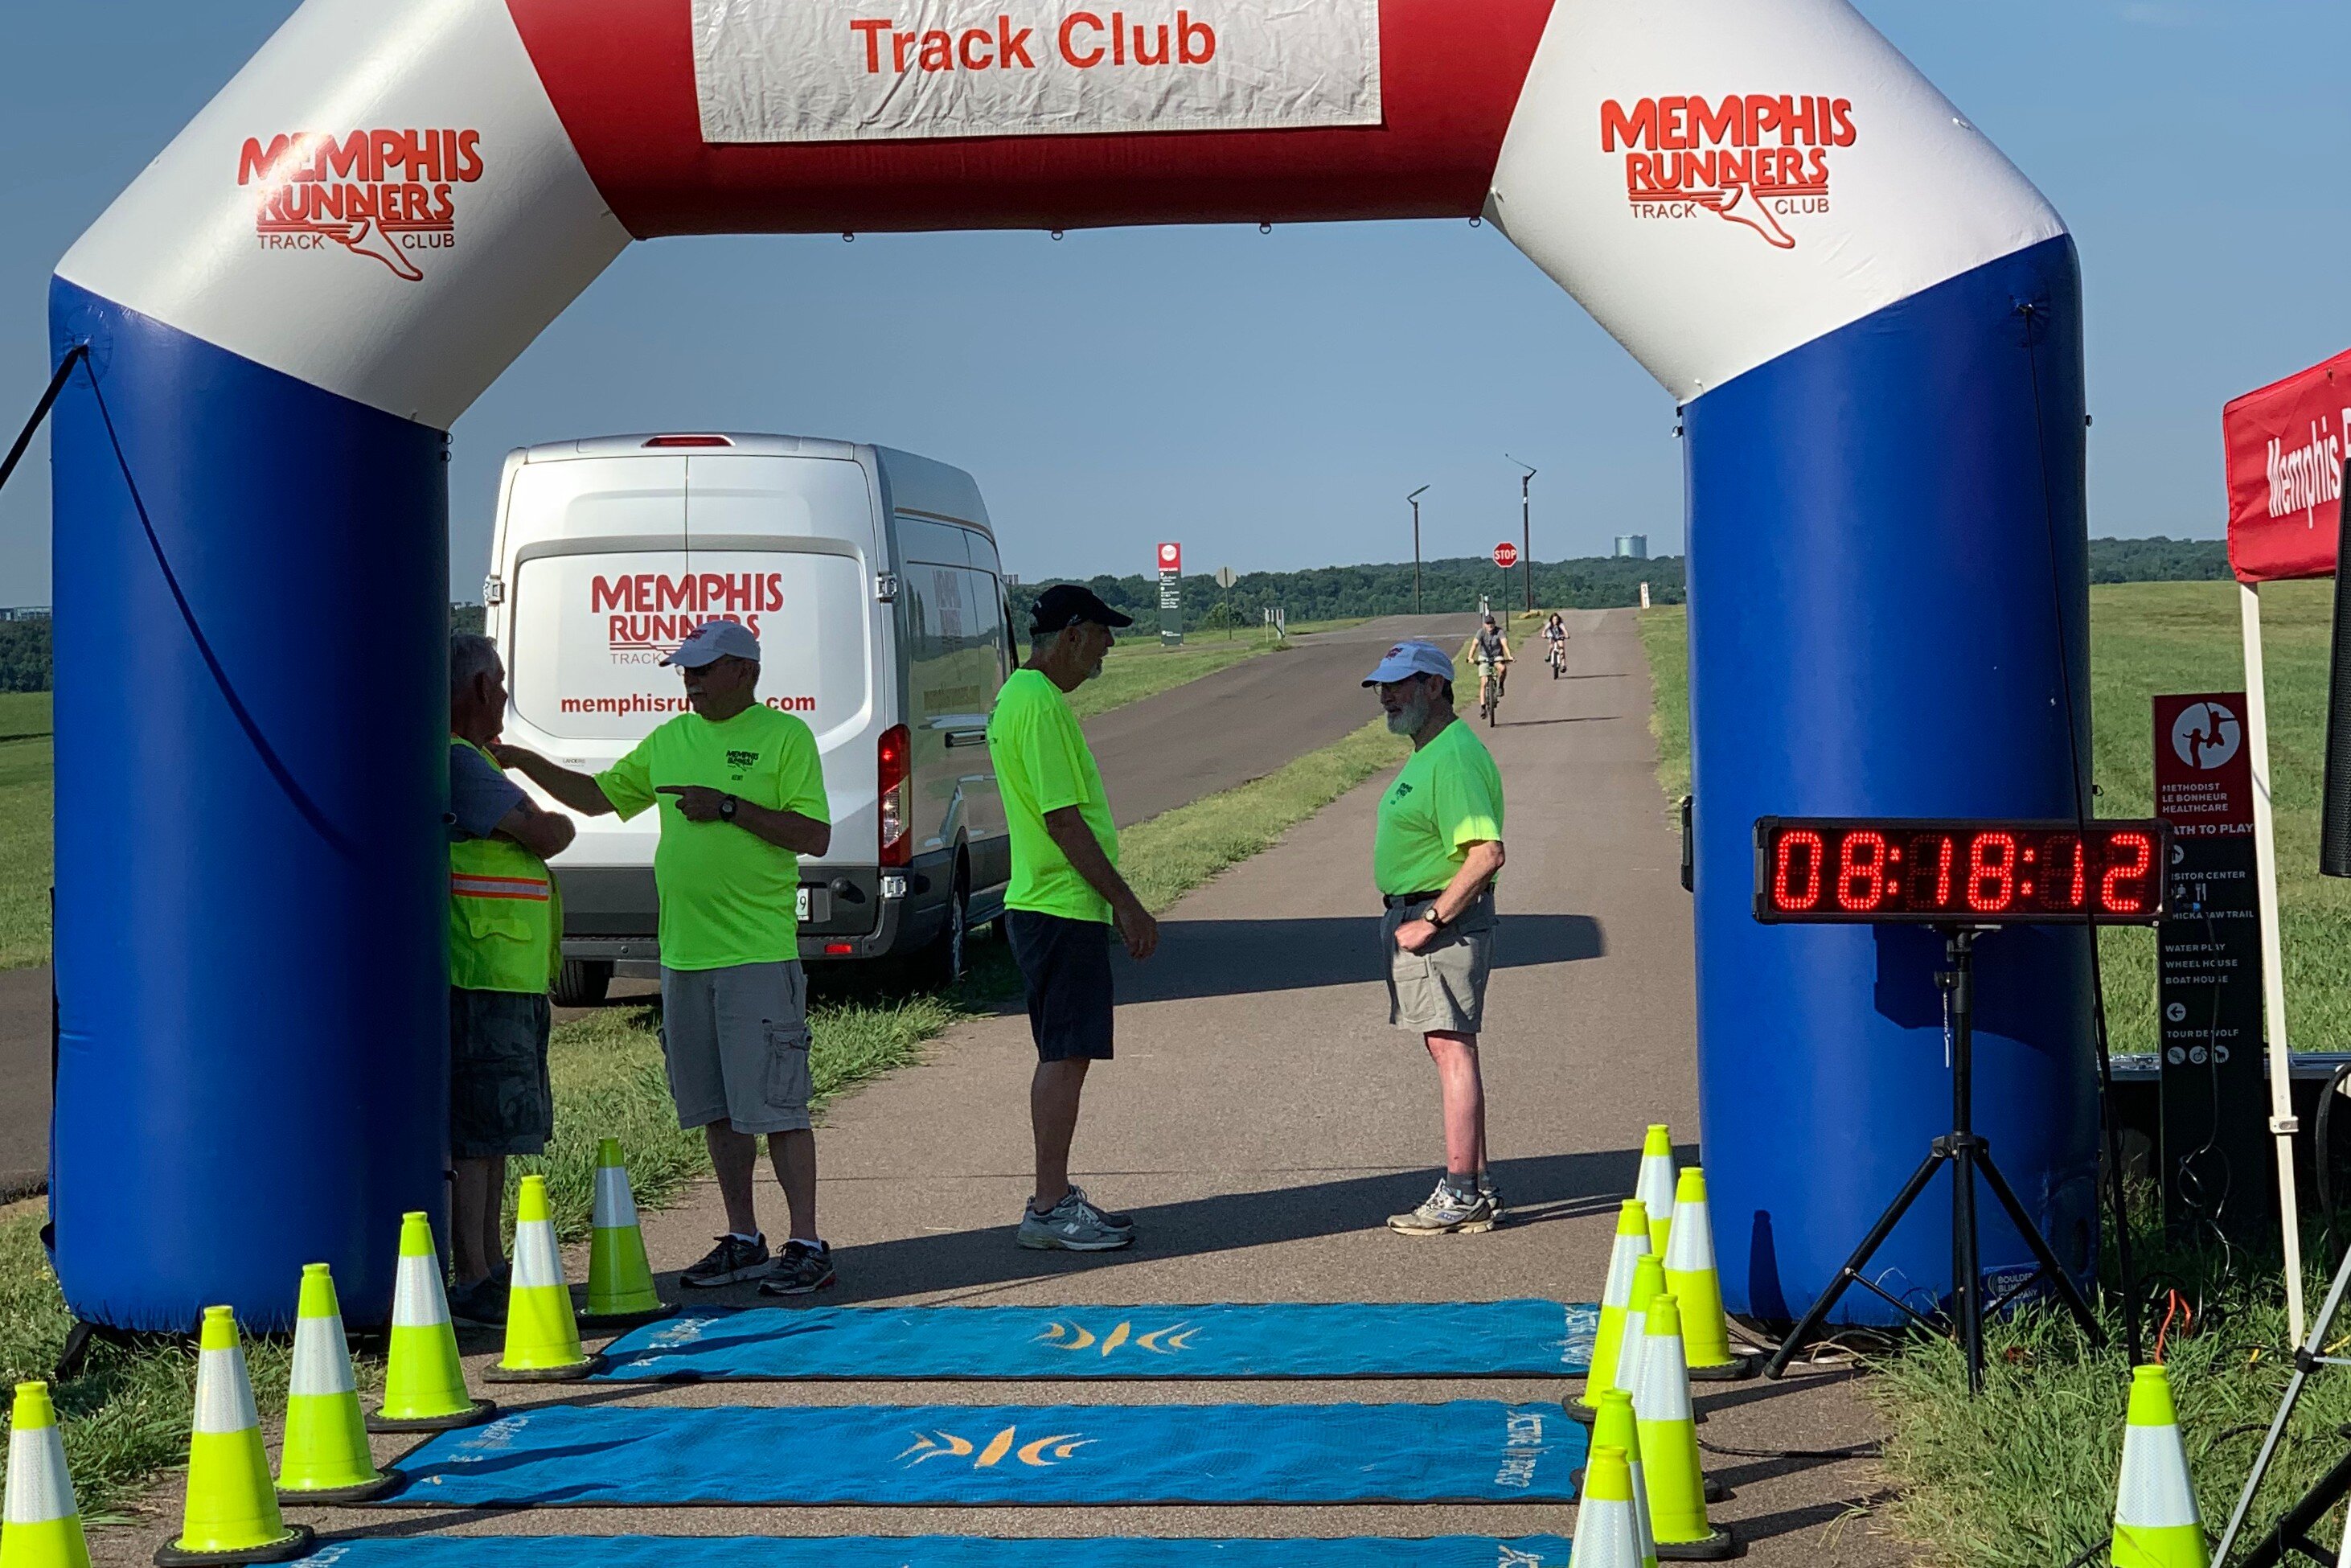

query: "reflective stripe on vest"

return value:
[449, 737, 561, 994]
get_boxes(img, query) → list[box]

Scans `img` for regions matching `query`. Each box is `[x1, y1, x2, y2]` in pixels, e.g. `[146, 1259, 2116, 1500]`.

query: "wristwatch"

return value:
[719, 794, 738, 822]
[1422, 905, 1447, 932]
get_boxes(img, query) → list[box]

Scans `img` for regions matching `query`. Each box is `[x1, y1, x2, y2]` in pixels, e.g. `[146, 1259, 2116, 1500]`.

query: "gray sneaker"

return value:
[1480, 1176, 1506, 1223]
[1389, 1180, 1498, 1236]
[1019, 1189, 1137, 1251]
[1064, 1185, 1135, 1233]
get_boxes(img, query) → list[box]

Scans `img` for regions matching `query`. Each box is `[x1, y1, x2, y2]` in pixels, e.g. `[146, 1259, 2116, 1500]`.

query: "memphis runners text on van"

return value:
[593, 571, 786, 653]
[237, 129, 484, 281]
[1600, 93, 1856, 250]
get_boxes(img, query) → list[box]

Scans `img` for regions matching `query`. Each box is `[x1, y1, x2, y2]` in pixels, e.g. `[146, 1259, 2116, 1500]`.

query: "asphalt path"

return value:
[1087, 614, 1467, 827]
[105, 611, 1916, 1568]
[0, 615, 1471, 1193]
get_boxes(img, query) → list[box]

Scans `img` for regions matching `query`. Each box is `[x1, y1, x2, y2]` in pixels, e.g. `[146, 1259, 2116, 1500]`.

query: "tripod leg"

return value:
[2238, 1443, 2351, 1568]
[1976, 1150, 2106, 1347]
[1762, 1149, 1947, 1379]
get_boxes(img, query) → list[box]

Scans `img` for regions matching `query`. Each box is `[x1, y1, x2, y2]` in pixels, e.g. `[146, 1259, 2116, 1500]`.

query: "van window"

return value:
[898, 517, 971, 569]
[905, 561, 1003, 719]
[966, 532, 1003, 580]
[509, 548, 871, 745]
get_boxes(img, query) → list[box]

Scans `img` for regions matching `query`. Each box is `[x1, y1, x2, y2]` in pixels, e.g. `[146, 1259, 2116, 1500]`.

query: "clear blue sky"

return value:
[2, 1, 2345, 603]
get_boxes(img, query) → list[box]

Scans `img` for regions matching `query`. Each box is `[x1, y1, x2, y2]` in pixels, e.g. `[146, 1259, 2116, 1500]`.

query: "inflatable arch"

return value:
[49, 0, 2094, 1329]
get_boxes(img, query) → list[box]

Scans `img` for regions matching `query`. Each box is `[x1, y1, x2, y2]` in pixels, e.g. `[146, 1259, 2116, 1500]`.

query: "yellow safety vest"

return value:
[448, 736, 561, 995]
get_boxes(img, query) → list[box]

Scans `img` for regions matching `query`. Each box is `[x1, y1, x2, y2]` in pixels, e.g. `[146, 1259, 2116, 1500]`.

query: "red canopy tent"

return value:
[2222, 344, 2349, 1342]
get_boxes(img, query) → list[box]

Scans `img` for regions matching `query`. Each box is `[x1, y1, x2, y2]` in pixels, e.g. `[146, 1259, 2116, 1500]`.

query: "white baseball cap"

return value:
[661, 619, 761, 667]
[1362, 640, 1456, 686]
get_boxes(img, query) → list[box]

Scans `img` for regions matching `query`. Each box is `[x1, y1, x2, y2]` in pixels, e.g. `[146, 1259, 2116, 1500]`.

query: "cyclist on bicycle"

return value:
[1473, 615, 1512, 716]
[1541, 613, 1568, 675]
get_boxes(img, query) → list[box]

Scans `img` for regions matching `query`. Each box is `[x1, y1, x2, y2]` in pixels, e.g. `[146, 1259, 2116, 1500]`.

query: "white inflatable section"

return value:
[55, 0, 629, 429]
[1487, 0, 2066, 402]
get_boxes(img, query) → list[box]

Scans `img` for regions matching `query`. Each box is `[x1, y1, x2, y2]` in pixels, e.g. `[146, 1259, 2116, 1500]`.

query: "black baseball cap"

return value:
[1029, 583, 1134, 634]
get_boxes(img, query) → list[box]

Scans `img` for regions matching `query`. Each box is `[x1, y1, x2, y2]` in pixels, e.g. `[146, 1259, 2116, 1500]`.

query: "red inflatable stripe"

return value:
[506, 0, 1554, 237]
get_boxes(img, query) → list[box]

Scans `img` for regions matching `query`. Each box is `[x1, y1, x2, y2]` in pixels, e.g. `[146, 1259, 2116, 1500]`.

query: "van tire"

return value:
[913, 871, 969, 991]
[552, 958, 613, 1008]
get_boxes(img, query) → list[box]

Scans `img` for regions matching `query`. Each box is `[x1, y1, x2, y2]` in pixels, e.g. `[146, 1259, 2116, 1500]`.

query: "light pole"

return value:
[1506, 455, 1537, 618]
[1407, 486, 1430, 614]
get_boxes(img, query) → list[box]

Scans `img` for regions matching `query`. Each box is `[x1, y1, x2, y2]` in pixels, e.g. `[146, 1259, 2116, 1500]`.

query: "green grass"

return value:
[1635, 582, 2351, 1565]
[1064, 618, 1365, 721]
[1117, 716, 1409, 911]
[0, 693, 52, 969]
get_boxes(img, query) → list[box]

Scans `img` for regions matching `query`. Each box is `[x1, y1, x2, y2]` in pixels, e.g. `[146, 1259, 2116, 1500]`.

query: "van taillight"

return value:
[877, 724, 912, 868]
[642, 434, 733, 448]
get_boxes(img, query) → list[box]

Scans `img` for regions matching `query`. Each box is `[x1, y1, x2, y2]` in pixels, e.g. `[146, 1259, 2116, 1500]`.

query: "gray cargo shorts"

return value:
[449, 988, 553, 1159]
[1381, 890, 1498, 1036]
[658, 961, 813, 1135]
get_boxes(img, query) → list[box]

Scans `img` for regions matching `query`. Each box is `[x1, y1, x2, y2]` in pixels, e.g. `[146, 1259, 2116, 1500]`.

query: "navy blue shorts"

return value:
[1006, 909, 1116, 1062]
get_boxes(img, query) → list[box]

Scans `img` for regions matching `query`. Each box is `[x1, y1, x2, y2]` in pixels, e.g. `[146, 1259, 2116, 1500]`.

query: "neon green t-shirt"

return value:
[987, 668, 1118, 924]
[1372, 719, 1505, 896]
[595, 704, 831, 971]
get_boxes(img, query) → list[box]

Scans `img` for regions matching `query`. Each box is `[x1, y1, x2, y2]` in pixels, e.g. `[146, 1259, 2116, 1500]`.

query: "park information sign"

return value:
[2152, 692, 2272, 1248]
[1158, 541, 1183, 647]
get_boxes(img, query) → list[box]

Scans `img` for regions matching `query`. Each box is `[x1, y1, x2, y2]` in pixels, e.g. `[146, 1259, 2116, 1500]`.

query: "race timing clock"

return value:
[1752, 818, 2168, 926]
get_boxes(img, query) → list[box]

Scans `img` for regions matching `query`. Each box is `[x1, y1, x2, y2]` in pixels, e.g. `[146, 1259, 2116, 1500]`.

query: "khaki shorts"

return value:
[1381, 891, 1497, 1036]
[658, 961, 813, 1135]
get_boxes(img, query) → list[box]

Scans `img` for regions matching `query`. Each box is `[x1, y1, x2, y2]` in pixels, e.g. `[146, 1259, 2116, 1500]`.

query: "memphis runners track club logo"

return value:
[237, 129, 484, 281]
[1601, 93, 1855, 249]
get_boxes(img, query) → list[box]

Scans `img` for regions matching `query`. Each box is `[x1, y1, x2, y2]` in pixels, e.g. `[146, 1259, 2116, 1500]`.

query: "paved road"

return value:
[1088, 614, 1467, 827]
[107, 612, 1915, 1567]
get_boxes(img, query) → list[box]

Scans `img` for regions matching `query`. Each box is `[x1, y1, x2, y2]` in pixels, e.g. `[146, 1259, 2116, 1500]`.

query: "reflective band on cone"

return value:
[583, 1139, 671, 1328]
[1590, 1390, 1660, 1568]
[1578, 1199, 1651, 1418]
[4, 1381, 91, 1568]
[370, 1212, 496, 1434]
[155, 1309, 311, 1567]
[275, 1265, 396, 1501]
[1570, 1446, 1647, 1568]
[2113, 1365, 2206, 1568]
[1635, 1125, 1676, 1256]
[490, 1176, 601, 1381]
[1663, 1168, 1759, 1381]
[1614, 1254, 1669, 1407]
[1633, 1295, 1734, 1561]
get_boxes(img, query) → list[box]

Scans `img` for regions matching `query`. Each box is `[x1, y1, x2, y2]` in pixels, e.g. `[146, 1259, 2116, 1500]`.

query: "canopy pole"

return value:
[2243, 579, 2308, 1344]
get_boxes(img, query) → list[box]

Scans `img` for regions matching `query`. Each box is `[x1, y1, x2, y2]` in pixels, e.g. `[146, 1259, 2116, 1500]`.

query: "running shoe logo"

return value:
[896, 1425, 1095, 1467]
[1034, 1319, 1201, 1355]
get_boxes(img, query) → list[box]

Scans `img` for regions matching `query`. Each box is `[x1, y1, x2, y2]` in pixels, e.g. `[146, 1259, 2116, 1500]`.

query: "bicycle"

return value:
[1476, 657, 1510, 725]
[1546, 637, 1568, 679]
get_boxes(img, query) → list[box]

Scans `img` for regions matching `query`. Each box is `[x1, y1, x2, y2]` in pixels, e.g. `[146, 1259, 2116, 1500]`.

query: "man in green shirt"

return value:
[498, 619, 839, 1294]
[1364, 638, 1508, 1236]
[987, 584, 1158, 1252]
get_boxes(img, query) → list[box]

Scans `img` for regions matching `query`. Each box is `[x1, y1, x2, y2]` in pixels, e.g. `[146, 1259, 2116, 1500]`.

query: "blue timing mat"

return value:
[593, 1300, 1597, 1381]
[380, 1401, 1586, 1508]
[300, 1537, 1577, 1568]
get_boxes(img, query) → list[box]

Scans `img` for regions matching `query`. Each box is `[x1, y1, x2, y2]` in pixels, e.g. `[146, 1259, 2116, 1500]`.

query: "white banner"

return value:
[691, 0, 1383, 144]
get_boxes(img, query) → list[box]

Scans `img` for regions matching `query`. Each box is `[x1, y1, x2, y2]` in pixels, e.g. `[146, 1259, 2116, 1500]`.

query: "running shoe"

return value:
[1065, 1185, 1135, 1233]
[445, 1275, 508, 1327]
[1018, 1189, 1136, 1251]
[759, 1239, 837, 1295]
[1388, 1180, 1499, 1236]
[680, 1233, 770, 1288]
[1480, 1176, 1507, 1224]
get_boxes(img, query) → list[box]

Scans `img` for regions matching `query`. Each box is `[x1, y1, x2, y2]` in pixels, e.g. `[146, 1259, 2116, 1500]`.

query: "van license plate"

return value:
[796, 887, 810, 921]
[796, 887, 829, 924]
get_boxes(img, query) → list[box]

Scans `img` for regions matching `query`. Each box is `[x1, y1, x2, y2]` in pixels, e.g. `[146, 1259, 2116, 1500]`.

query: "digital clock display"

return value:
[1752, 818, 2168, 925]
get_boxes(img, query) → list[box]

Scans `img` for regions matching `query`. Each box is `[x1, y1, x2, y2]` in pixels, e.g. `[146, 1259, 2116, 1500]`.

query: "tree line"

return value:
[0, 537, 2243, 692]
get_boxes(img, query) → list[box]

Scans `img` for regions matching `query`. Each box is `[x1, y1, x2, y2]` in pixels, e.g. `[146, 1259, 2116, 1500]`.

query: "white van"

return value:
[482, 433, 1015, 1004]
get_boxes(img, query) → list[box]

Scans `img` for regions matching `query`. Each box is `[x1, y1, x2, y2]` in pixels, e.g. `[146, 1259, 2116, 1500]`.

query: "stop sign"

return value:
[1493, 542, 1520, 569]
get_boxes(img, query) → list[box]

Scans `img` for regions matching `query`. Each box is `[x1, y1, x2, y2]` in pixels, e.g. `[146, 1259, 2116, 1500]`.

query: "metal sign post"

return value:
[1156, 542, 1183, 647]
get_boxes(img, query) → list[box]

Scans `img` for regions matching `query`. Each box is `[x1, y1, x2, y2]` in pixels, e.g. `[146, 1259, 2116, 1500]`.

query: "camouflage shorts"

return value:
[449, 987, 553, 1159]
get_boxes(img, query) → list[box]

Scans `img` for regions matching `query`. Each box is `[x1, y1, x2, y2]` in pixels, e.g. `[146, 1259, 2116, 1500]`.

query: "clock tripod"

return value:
[1760, 926, 2105, 1394]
